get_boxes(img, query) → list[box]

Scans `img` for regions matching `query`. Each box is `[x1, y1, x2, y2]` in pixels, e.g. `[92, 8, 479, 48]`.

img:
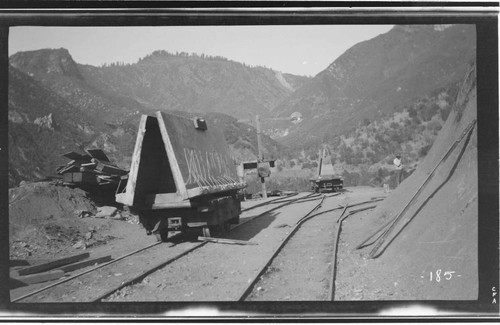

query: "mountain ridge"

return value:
[10, 48, 310, 120]
[8, 25, 477, 188]
[271, 24, 476, 148]
[7, 50, 290, 186]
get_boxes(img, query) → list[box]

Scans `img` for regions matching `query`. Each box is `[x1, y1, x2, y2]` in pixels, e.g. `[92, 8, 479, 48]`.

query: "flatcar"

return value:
[116, 111, 246, 241]
[309, 148, 343, 193]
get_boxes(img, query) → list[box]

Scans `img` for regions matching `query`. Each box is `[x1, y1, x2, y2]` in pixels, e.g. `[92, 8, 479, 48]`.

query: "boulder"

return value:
[72, 240, 86, 249]
[95, 206, 118, 218]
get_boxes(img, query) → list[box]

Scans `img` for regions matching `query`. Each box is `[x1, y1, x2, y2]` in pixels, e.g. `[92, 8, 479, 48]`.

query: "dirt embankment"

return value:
[9, 182, 142, 260]
[339, 62, 478, 300]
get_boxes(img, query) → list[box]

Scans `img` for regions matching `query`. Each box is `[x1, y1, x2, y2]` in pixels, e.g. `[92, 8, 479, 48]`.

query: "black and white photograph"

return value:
[1, 2, 498, 320]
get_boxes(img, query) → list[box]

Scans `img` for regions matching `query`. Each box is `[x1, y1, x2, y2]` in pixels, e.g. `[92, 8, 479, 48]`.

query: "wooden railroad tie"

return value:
[198, 236, 258, 246]
[17, 252, 90, 276]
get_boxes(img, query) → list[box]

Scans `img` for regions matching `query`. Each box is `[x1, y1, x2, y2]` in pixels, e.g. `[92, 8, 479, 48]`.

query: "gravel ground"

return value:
[246, 196, 344, 301]
[106, 194, 326, 301]
[11, 182, 476, 305]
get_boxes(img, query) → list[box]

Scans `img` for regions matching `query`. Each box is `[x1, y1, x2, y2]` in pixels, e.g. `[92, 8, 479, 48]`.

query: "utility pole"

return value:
[317, 148, 323, 177]
[255, 115, 267, 199]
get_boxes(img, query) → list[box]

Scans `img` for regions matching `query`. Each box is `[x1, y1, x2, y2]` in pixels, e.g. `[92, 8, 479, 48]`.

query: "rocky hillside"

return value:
[86, 51, 309, 119]
[271, 25, 476, 148]
[9, 48, 145, 124]
[10, 49, 310, 121]
[8, 25, 476, 187]
[8, 50, 288, 187]
[8, 65, 119, 186]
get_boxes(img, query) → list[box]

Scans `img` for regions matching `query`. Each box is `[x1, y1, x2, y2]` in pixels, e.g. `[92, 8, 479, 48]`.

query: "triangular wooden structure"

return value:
[116, 111, 246, 209]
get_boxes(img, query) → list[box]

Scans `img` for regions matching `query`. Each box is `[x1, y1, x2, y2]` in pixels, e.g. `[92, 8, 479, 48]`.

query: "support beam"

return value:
[56, 255, 112, 273]
[198, 236, 258, 245]
[17, 253, 90, 276]
[255, 115, 267, 199]
[12, 270, 65, 285]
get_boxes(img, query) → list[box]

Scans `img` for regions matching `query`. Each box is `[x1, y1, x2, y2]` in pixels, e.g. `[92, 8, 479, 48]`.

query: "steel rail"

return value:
[327, 206, 347, 301]
[240, 192, 322, 213]
[327, 203, 378, 301]
[263, 192, 321, 205]
[306, 197, 383, 221]
[240, 192, 299, 212]
[13, 192, 326, 303]
[12, 241, 162, 303]
[92, 241, 208, 302]
[232, 192, 317, 230]
[336, 204, 349, 223]
[96, 193, 322, 302]
[286, 193, 339, 204]
[237, 195, 327, 301]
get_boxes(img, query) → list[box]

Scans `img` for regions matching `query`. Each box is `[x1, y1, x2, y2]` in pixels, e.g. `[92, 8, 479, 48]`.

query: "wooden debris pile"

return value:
[56, 149, 128, 189]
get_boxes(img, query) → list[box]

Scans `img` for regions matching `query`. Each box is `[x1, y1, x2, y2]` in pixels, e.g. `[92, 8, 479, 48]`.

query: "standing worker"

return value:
[393, 154, 403, 187]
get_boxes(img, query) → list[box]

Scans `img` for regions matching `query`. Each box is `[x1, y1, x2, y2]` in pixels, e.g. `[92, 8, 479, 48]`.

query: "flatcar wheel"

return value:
[202, 227, 211, 237]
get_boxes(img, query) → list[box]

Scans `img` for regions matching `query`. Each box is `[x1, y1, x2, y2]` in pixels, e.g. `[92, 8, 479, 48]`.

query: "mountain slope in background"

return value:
[8, 50, 288, 186]
[8, 25, 476, 187]
[8, 64, 139, 186]
[10, 49, 310, 121]
[9, 48, 145, 124]
[272, 24, 476, 148]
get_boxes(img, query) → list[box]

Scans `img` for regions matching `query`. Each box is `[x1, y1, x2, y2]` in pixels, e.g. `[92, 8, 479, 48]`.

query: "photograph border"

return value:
[0, 1, 498, 320]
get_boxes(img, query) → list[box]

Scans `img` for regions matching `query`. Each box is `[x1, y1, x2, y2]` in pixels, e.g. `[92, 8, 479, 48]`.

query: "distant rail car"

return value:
[116, 111, 246, 241]
[310, 175, 344, 193]
[310, 148, 343, 193]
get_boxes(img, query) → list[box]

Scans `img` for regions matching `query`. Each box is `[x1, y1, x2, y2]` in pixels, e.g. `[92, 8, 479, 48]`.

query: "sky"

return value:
[9, 25, 393, 77]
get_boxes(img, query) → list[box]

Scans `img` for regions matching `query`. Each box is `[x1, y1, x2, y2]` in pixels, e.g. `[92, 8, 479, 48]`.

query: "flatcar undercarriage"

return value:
[133, 191, 242, 241]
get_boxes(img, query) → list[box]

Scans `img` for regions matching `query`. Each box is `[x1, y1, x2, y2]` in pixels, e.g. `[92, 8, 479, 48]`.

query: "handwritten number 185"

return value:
[429, 269, 455, 282]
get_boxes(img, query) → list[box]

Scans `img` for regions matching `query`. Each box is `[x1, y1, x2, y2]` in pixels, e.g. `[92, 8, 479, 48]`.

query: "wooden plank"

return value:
[86, 148, 110, 162]
[10, 260, 30, 267]
[145, 193, 190, 208]
[63, 151, 85, 160]
[12, 270, 65, 285]
[116, 114, 148, 206]
[55, 255, 112, 273]
[59, 164, 80, 174]
[95, 161, 127, 175]
[198, 236, 258, 246]
[157, 111, 243, 196]
[17, 253, 90, 276]
[80, 162, 97, 168]
[74, 171, 99, 184]
[156, 112, 189, 200]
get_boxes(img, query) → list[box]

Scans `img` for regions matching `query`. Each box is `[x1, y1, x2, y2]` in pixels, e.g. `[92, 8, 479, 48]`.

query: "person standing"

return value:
[393, 154, 403, 186]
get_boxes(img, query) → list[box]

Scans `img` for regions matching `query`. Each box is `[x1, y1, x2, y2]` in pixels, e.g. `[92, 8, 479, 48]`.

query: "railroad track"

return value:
[13, 191, 331, 303]
[102, 192, 336, 302]
[237, 196, 383, 301]
[237, 195, 327, 301]
[12, 240, 205, 303]
[97, 193, 332, 302]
